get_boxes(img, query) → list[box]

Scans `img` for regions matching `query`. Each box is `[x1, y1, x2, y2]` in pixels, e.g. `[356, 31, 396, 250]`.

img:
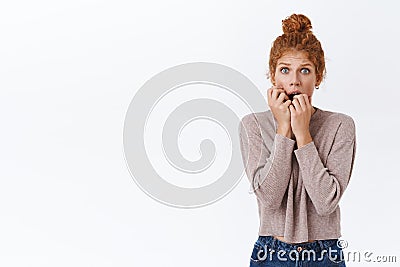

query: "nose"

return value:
[289, 73, 300, 87]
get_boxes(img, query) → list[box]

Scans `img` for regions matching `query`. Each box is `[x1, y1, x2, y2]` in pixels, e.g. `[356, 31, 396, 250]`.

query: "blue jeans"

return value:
[249, 236, 346, 267]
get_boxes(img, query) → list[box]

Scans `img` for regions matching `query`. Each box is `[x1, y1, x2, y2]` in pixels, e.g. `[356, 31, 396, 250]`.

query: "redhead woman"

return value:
[239, 14, 356, 266]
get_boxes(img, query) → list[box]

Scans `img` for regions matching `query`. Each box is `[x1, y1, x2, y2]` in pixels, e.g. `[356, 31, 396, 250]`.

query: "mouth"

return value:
[287, 91, 301, 101]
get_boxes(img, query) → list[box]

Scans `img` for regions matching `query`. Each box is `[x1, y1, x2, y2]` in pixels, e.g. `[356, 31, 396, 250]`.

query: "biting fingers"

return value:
[291, 97, 301, 111]
[277, 92, 287, 104]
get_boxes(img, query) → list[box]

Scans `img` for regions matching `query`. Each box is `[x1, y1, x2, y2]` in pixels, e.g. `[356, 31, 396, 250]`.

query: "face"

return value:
[271, 50, 318, 101]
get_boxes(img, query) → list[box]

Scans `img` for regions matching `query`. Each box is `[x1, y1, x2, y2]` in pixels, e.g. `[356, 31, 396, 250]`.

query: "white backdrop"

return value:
[1, 1, 399, 266]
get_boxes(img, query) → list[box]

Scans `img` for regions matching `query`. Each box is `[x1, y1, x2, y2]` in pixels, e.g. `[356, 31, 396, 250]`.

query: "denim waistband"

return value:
[257, 236, 338, 253]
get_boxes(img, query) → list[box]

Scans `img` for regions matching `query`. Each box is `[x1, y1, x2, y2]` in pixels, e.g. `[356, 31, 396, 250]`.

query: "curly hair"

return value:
[269, 14, 326, 85]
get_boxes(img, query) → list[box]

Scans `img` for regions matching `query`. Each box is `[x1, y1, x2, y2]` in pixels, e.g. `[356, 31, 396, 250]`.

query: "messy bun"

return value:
[269, 14, 325, 84]
[282, 14, 312, 34]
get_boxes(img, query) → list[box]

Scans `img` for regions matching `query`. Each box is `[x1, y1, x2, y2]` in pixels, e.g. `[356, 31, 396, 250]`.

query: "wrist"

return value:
[296, 133, 313, 148]
[277, 124, 292, 139]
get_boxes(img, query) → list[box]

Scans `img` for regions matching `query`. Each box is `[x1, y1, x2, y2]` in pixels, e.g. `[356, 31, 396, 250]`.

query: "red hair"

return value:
[269, 14, 326, 85]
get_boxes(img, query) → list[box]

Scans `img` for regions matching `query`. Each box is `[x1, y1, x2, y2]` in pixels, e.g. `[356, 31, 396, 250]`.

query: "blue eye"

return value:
[301, 68, 310, 74]
[280, 67, 289, 74]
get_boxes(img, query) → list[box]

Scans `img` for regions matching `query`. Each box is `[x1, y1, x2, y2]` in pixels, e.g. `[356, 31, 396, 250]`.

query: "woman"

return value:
[239, 14, 356, 266]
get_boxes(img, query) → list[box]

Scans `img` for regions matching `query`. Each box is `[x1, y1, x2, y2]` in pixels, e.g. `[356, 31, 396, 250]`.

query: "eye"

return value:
[280, 67, 289, 74]
[300, 68, 310, 74]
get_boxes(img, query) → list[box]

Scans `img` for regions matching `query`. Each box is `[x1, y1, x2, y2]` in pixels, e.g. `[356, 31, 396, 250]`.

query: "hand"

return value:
[289, 94, 313, 146]
[267, 86, 293, 138]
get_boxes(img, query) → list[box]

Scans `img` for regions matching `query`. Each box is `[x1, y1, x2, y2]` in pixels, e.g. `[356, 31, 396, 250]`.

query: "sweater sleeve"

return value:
[239, 113, 296, 209]
[294, 116, 356, 216]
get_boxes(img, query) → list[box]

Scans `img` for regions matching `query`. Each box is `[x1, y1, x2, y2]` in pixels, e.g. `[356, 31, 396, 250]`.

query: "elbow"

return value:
[254, 189, 282, 210]
[314, 201, 338, 216]
[314, 183, 343, 216]
[263, 199, 281, 210]
[251, 172, 286, 210]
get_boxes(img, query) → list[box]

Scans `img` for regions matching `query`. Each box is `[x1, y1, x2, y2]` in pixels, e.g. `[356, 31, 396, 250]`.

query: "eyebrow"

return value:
[278, 62, 313, 67]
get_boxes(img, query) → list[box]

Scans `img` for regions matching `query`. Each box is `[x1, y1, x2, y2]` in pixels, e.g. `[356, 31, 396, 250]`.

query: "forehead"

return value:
[277, 51, 314, 66]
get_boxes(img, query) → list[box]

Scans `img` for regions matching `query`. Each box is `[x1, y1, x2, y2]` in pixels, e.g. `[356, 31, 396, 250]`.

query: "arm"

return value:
[238, 113, 296, 209]
[294, 117, 356, 216]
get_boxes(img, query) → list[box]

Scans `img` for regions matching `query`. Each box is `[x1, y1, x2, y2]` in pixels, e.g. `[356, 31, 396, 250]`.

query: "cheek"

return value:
[274, 73, 289, 85]
[302, 75, 317, 87]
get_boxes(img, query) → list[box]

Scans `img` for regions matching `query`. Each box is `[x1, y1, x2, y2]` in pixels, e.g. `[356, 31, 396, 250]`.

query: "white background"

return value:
[1, 1, 400, 266]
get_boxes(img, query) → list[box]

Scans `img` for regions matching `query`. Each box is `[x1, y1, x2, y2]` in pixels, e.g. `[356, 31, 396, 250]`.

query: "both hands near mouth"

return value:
[274, 86, 309, 102]
[288, 92, 301, 101]
[267, 86, 315, 147]
[281, 90, 310, 102]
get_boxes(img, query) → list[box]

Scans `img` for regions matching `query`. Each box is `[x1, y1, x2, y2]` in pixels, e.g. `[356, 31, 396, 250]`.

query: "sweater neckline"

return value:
[311, 106, 321, 121]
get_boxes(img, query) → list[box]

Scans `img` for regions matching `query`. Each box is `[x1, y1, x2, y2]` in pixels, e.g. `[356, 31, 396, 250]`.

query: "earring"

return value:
[315, 86, 319, 90]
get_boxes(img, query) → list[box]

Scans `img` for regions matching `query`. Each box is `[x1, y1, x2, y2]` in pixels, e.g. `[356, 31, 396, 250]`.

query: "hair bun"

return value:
[282, 14, 312, 34]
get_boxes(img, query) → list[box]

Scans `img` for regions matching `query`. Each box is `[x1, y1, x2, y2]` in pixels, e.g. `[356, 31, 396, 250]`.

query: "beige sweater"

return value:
[238, 107, 356, 243]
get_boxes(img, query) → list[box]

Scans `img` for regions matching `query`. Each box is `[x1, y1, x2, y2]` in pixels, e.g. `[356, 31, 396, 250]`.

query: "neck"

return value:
[312, 106, 316, 116]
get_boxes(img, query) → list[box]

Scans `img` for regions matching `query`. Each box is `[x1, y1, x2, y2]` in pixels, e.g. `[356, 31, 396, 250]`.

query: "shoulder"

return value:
[240, 110, 274, 126]
[239, 110, 274, 133]
[240, 110, 272, 125]
[320, 107, 354, 121]
[318, 108, 356, 140]
[323, 109, 355, 128]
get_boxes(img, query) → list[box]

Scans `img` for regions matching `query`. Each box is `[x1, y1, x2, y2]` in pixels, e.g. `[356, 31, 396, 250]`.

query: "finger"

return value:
[294, 95, 307, 110]
[289, 104, 295, 114]
[304, 95, 311, 107]
[304, 96, 314, 113]
[283, 100, 292, 108]
[277, 92, 288, 103]
[271, 88, 284, 100]
[267, 87, 278, 101]
[302, 94, 312, 110]
[267, 87, 272, 101]
[271, 88, 278, 100]
[291, 98, 301, 111]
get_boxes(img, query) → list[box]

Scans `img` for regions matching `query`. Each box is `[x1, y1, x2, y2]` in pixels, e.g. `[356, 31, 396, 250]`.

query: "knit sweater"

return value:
[238, 107, 356, 243]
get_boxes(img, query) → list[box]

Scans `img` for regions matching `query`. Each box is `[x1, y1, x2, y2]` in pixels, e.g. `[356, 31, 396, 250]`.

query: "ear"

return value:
[270, 73, 276, 86]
